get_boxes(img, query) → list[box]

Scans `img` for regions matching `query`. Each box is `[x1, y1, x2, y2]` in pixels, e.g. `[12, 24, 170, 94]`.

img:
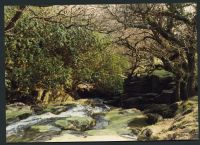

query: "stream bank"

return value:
[6, 96, 198, 142]
[6, 69, 198, 142]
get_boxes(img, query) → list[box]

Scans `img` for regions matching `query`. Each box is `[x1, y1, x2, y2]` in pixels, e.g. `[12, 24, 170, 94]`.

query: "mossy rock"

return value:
[44, 104, 76, 115]
[30, 125, 61, 133]
[104, 108, 147, 136]
[55, 116, 96, 131]
[6, 104, 33, 125]
[86, 127, 134, 137]
[151, 69, 174, 79]
[86, 129, 117, 136]
[86, 108, 147, 137]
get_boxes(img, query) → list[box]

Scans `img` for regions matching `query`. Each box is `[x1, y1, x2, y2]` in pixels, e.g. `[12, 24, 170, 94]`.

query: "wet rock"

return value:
[105, 108, 147, 135]
[6, 103, 105, 137]
[143, 103, 177, 118]
[44, 105, 69, 115]
[137, 128, 153, 141]
[85, 108, 147, 139]
[130, 128, 141, 135]
[30, 125, 61, 133]
[92, 115, 109, 129]
[55, 116, 96, 131]
[146, 113, 163, 125]
[6, 103, 33, 125]
[122, 97, 142, 108]
[31, 105, 44, 115]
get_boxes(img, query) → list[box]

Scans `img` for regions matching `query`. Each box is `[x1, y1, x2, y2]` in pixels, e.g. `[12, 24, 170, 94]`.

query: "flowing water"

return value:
[6, 99, 139, 142]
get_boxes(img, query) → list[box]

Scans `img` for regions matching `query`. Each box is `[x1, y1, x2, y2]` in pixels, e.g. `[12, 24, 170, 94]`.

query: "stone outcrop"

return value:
[121, 69, 176, 109]
[137, 96, 198, 141]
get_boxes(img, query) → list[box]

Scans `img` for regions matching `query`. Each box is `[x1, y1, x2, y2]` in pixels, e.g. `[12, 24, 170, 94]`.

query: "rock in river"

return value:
[55, 116, 96, 131]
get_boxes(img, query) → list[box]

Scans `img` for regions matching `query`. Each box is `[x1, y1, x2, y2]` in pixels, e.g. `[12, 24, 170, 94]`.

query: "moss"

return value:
[86, 129, 117, 136]
[6, 105, 33, 124]
[105, 108, 147, 135]
[30, 125, 61, 133]
[43, 105, 68, 114]
[7, 127, 60, 142]
[151, 69, 174, 79]
[175, 96, 198, 116]
[55, 116, 95, 131]
[86, 108, 147, 137]
[105, 108, 146, 128]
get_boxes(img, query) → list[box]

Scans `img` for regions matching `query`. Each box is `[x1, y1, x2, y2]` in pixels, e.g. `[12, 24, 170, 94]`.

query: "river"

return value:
[6, 98, 147, 142]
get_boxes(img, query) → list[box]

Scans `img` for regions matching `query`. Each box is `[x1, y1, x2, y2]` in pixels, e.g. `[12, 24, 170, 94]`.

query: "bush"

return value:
[5, 7, 129, 103]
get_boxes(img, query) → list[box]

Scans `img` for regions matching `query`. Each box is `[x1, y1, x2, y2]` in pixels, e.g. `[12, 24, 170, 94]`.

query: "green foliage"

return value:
[5, 10, 73, 94]
[5, 35, 73, 93]
[74, 48, 129, 93]
[5, 6, 129, 101]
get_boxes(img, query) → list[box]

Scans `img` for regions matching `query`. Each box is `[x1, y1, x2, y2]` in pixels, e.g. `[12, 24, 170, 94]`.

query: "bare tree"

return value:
[100, 3, 197, 101]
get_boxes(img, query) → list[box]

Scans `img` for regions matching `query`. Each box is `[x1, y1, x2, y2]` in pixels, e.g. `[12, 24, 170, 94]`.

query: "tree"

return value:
[100, 3, 197, 101]
[5, 5, 129, 103]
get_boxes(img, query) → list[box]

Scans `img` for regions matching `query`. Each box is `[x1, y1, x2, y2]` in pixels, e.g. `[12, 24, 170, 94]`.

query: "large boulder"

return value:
[121, 97, 142, 108]
[155, 89, 175, 104]
[121, 93, 159, 109]
[35, 88, 75, 106]
[122, 69, 176, 106]
[151, 69, 175, 93]
[143, 103, 178, 118]
[55, 116, 96, 131]
[125, 80, 152, 94]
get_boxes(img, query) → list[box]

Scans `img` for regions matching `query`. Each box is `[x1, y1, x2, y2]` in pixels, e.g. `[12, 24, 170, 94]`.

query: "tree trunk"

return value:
[180, 80, 188, 100]
[175, 78, 181, 102]
[5, 6, 26, 31]
[186, 48, 196, 98]
[187, 73, 196, 97]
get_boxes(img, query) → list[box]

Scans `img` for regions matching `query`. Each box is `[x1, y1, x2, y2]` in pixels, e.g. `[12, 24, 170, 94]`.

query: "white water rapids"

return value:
[6, 103, 110, 137]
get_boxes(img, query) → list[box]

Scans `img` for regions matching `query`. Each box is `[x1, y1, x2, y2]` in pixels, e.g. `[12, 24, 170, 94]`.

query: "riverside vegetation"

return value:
[5, 4, 198, 142]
